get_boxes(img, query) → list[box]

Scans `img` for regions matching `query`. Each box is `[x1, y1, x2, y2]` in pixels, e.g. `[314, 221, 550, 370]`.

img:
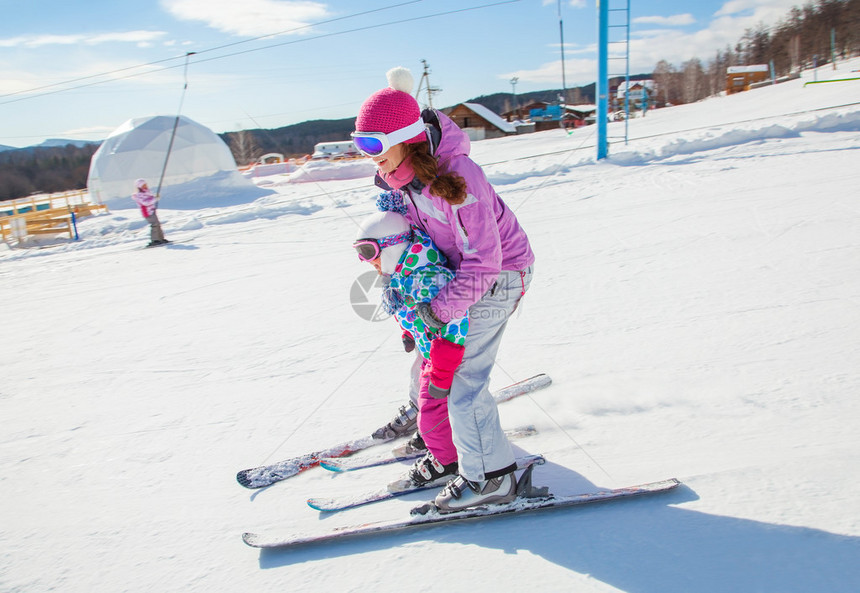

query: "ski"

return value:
[308, 454, 546, 512]
[319, 425, 538, 473]
[243, 477, 681, 549]
[236, 373, 551, 489]
[139, 238, 195, 250]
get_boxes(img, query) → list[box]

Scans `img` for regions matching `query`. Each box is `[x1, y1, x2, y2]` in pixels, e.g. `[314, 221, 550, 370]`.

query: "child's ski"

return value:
[308, 454, 546, 512]
[319, 425, 538, 473]
[236, 373, 551, 489]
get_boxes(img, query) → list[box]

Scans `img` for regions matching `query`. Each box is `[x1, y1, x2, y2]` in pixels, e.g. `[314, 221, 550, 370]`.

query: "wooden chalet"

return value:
[501, 101, 549, 122]
[446, 103, 517, 140]
[726, 65, 769, 94]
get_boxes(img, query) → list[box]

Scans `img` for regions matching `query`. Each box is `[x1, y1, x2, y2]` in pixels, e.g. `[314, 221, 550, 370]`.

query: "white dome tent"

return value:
[87, 115, 270, 209]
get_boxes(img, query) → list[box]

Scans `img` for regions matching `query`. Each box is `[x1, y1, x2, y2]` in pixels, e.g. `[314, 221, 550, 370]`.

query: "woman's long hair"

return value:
[405, 142, 467, 205]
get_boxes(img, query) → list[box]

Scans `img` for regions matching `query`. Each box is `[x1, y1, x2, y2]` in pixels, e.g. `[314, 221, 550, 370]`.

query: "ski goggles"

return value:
[353, 230, 412, 262]
[350, 119, 426, 157]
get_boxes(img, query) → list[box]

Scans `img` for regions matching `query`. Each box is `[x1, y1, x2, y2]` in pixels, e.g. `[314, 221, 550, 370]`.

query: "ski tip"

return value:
[528, 373, 551, 385]
[307, 498, 339, 512]
[319, 459, 347, 472]
[508, 373, 551, 387]
[236, 471, 273, 489]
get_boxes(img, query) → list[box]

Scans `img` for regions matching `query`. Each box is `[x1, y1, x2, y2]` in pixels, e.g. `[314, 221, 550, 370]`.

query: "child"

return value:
[353, 207, 468, 490]
[132, 179, 169, 247]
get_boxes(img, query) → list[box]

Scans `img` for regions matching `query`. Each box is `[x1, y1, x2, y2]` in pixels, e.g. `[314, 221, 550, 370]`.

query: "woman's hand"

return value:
[416, 302, 445, 330]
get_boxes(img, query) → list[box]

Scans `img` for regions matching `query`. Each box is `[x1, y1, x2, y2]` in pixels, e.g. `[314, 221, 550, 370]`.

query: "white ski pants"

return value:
[408, 267, 533, 481]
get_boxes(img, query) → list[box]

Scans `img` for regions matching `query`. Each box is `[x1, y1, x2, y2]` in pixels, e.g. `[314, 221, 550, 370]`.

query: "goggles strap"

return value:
[353, 229, 412, 262]
[377, 229, 412, 249]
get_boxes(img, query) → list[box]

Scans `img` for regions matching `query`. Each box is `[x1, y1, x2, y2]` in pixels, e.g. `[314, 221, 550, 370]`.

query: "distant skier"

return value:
[132, 179, 169, 247]
[353, 204, 466, 491]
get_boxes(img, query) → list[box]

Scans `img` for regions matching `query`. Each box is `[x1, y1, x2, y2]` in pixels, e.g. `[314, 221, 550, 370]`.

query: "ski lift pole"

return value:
[597, 0, 608, 160]
[156, 52, 196, 199]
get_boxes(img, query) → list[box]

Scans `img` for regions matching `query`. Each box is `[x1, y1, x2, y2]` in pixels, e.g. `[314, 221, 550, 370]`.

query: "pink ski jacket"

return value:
[377, 110, 534, 323]
[132, 189, 158, 218]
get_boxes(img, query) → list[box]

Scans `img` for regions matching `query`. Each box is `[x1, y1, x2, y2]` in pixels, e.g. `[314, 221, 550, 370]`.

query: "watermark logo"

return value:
[350, 271, 391, 322]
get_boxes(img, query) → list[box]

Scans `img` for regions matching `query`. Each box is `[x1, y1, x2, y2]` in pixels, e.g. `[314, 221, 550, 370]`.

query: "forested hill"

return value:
[0, 144, 99, 202]
[0, 83, 589, 201]
[215, 83, 595, 165]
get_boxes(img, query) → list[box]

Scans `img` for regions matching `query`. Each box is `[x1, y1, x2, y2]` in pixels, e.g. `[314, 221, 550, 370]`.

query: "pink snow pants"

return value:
[417, 359, 458, 465]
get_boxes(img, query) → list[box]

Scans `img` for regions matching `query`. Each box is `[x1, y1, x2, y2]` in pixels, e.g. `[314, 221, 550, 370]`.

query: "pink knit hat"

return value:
[355, 67, 425, 144]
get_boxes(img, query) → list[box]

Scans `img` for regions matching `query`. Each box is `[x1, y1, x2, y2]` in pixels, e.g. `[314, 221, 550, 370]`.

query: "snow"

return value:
[2, 61, 860, 592]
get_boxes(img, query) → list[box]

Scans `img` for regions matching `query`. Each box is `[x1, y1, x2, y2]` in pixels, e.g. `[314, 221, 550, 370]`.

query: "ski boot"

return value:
[388, 450, 458, 492]
[433, 471, 517, 513]
[371, 401, 418, 442]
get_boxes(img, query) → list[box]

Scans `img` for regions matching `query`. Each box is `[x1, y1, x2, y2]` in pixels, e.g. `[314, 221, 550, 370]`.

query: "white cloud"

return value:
[162, 0, 330, 37]
[0, 57, 183, 97]
[715, 0, 758, 17]
[634, 28, 684, 39]
[633, 14, 696, 27]
[501, 57, 596, 86]
[546, 41, 596, 55]
[631, 1, 804, 67]
[504, 0, 802, 85]
[714, 0, 801, 22]
[62, 125, 117, 138]
[542, 0, 587, 9]
[86, 31, 170, 45]
[0, 31, 166, 48]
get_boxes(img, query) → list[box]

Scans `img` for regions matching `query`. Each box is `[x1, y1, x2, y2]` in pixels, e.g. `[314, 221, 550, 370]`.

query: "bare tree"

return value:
[681, 58, 707, 103]
[707, 49, 729, 95]
[652, 59, 679, 106]
[228, 130, 260, 166]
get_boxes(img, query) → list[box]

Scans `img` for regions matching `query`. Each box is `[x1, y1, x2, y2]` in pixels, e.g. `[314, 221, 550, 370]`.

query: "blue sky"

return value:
[0, 0, 804, 148]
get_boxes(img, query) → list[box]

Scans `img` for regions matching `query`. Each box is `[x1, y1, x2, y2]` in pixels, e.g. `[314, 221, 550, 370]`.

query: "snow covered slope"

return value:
[2, 60, 859, 592]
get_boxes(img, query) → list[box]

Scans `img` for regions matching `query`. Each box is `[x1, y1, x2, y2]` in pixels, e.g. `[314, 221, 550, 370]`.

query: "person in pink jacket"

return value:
[353, 67, 535, 513]
[131, 179, 169, 247]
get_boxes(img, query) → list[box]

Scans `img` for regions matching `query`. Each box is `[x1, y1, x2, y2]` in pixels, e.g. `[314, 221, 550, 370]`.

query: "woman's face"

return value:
[372, 142, 406, 174]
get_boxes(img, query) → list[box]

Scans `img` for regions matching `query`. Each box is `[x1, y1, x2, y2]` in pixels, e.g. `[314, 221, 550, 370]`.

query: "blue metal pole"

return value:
[597, 0, 609, 160]
[623, 0, 630, 143]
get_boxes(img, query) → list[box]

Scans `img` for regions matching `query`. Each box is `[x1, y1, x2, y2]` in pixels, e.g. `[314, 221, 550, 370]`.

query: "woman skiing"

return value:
[352, 67, 535, 512]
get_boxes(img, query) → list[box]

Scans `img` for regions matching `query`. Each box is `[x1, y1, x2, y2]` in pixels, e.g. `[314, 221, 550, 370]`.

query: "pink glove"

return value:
[427, 338, 465, 398]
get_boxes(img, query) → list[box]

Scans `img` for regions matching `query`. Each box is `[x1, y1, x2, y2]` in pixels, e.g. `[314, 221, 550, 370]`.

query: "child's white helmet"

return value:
[355, 211, 411, 275]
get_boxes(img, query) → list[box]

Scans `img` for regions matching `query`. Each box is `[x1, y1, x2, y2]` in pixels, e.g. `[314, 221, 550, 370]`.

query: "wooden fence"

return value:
[1, 190, 109, 244]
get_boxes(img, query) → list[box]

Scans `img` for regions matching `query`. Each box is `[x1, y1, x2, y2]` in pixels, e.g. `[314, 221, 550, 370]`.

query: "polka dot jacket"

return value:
[388, 227, 469, 359]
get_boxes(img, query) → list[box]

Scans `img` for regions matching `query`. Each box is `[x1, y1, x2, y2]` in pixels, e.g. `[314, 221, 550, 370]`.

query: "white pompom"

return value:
[386, 67, 414, 93]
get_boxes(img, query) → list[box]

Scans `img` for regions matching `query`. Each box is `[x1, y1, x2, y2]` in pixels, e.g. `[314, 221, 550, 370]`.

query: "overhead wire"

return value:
[0, 1, 522, 107]
[0, 0, 423, 101]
